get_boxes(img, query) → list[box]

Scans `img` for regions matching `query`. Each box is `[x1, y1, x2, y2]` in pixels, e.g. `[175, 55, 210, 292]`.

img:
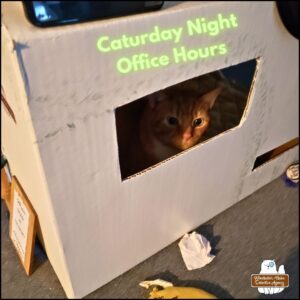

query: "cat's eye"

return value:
[167, 116, 179, 126]
[193, 118, 203, 127]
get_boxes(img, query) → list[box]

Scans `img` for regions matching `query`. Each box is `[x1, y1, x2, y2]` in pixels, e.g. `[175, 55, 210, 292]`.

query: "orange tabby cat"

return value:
[139, 84, 222, 163]
[116, 78, 222, 178]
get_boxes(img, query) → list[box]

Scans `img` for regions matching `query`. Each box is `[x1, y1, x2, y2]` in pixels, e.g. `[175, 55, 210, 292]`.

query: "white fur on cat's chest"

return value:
[151, 138, 178, 161]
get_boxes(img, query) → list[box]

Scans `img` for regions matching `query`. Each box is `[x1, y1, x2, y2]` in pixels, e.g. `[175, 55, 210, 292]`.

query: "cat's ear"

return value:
[200, 87, 222, 109]
[147, 91, 167, 109]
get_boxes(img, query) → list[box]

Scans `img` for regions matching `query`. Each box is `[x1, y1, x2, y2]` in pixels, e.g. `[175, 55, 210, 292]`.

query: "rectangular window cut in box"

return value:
[116, 59, 257, 179]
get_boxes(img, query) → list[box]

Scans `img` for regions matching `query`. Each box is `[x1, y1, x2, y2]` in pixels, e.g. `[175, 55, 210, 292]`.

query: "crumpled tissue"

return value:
[178, 231, 215, 270]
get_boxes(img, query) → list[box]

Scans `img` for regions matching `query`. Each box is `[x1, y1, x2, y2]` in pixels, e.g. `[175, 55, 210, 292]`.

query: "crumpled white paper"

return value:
[178, 231, 215, 270]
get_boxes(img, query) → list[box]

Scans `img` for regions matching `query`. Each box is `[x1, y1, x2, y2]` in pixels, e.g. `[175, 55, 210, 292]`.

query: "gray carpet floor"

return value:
[1, 176, 299, 299]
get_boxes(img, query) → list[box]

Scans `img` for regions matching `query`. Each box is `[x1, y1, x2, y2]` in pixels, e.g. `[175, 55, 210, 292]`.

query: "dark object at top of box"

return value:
[23, 1, 164, 28]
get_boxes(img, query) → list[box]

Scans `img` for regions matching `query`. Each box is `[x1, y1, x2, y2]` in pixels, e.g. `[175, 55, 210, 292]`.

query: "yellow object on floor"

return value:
[149, 286, 217, 299]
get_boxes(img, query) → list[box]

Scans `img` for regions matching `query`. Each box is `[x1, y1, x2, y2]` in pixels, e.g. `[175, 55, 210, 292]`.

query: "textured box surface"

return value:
[1, 1, 298, 298]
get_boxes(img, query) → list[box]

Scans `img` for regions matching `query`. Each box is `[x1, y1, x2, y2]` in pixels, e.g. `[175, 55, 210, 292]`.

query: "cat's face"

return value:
[145, 87, 221, 151]
[260, 260, 277, 273]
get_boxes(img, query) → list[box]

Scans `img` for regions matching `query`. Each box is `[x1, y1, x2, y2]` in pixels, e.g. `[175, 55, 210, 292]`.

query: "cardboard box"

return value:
[1, 1, 298, 298]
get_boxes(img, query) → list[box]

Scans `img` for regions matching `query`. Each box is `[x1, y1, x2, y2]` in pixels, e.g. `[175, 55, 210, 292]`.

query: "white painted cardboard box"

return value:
[1, 1, 298, 298]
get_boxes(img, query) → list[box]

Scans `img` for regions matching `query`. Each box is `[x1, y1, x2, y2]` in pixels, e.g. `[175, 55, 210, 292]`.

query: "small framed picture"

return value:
[9, 176, 37, 275]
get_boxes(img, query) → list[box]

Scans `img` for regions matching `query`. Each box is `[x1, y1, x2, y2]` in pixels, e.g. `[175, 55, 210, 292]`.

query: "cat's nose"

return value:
[182, 132, 192, 141]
